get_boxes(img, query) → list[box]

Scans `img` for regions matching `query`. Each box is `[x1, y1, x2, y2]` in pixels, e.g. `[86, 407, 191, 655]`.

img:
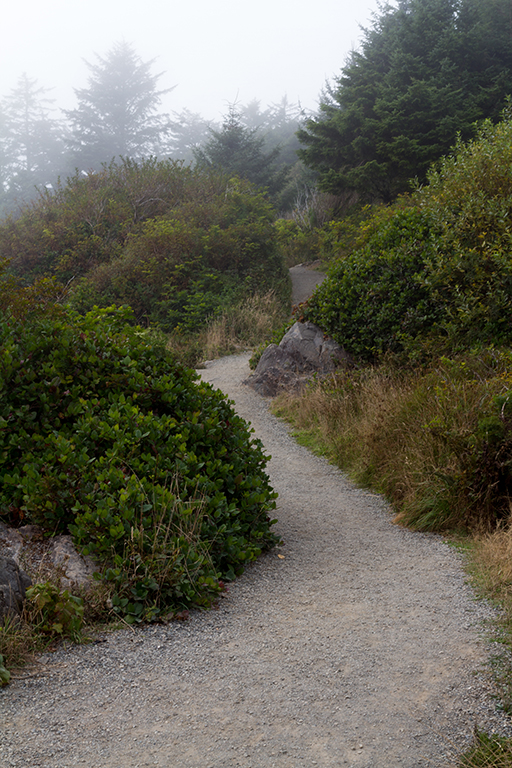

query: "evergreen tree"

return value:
[298, 0, 512, 202]
[193, 106, 290, 201]
[166, 109, 217, 163]
[0, 73, 67, 215]
[65, 41, 173, 170]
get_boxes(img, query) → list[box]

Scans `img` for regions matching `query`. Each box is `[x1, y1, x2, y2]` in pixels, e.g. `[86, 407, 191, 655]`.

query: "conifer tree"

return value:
[298, 0, 512, 202]
[0, 73, 66, 212]
[193, 106, 290, 201]
[65, 41, 172, 170]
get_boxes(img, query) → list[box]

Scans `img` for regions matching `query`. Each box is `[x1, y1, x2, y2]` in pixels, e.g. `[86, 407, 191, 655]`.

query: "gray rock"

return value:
[0, 556, 32, 621]
[245, 321, 352, 397]
[0, 523, 98, 596]
[49, 535, 97, 589]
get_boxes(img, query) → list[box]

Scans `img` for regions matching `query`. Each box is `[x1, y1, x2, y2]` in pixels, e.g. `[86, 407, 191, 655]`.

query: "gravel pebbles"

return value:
[2, 352, 512, 767]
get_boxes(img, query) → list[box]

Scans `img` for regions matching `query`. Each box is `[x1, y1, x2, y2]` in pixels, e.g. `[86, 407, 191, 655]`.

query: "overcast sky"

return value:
[2, 0, 385, 121]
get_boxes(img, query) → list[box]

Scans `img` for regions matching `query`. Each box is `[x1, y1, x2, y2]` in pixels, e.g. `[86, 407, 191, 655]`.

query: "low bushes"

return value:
[0, 299, 279, 622]
[0, 159, 290, 332]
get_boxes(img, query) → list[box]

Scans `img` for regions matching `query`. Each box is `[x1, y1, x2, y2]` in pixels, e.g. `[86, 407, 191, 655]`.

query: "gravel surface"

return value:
[289, 263, 326, 305]
[2, 352, 512, 767]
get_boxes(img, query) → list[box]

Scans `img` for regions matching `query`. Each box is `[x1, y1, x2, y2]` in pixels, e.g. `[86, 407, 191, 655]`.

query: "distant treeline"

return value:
[2, 0, 512, 223]
[0, 42, 306, 216]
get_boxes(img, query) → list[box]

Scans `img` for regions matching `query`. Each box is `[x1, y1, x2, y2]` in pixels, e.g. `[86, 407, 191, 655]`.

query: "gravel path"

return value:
[289, 263, 326, 305]
[2, 353, 512, 767]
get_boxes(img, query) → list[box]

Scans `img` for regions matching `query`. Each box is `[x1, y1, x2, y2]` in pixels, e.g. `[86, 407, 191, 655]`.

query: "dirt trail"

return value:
[2, 351, 511, 768]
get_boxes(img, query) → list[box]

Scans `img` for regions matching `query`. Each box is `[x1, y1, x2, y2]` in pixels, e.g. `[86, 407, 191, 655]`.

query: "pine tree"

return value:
[65, 41, 173, 170]
[298, 0, 512, 202]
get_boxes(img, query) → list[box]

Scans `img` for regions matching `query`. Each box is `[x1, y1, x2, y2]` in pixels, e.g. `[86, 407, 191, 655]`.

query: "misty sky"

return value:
[2, 0, 385, 121]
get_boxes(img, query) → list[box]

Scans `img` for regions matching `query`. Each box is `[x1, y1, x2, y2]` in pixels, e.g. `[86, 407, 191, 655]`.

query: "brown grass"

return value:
[273, 353, 512, 533]
[167, 290, 289, 367]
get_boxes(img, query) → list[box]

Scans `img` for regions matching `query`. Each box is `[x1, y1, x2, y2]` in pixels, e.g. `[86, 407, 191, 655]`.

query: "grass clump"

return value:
[458, 729, 512, 767]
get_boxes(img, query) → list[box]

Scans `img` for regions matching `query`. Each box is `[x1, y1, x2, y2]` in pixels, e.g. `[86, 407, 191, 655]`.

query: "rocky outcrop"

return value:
[245, 321, 352, 397]
[0, 556, 31, 621]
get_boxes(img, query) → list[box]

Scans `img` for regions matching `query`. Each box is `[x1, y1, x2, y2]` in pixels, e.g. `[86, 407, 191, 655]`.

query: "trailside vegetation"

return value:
[0, 281, 279, 625]
[298, 0, 512, 202]
[302, 110, 512, 362]
[274, 108, 512, 540]
[0, 157, 290, 333]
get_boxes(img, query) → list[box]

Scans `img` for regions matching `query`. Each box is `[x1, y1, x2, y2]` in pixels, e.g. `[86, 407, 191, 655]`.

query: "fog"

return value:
[2, 0, 384, 120]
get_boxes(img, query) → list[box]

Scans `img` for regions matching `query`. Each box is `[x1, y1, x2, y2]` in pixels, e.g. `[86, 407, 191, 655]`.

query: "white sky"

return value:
[2, 0, 385, 121]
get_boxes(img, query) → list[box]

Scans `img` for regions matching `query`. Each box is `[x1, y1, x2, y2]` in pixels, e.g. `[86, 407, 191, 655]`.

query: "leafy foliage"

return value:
[303, 110, 512, 360]
[0, 157, 290, 331]
[0, 298, 279, 619]
[298, 0, 512, 202]
[25, 582, 84, 640]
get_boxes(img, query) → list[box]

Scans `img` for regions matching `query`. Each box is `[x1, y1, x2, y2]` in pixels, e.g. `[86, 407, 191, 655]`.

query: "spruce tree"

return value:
[65, 41, 172, 171]
[193, 106, 290, 201]
[298, 0, 512, 202]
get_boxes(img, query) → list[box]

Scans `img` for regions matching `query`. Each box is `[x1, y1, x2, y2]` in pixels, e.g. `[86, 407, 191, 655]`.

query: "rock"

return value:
[245, 321, 352, 397]
[279, 321, 349, 372]
[0, 556, 32, 621]
[48, 535, 97, 589]
[0, 522, 98, 598]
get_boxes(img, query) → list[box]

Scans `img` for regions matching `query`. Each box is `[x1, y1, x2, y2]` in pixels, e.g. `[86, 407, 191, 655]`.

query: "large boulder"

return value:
[0, 556, 31, 621]
[246, 321, 351, 397]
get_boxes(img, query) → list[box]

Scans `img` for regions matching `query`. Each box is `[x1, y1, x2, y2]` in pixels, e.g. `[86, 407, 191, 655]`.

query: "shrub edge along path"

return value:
[1, 353, 512, 767]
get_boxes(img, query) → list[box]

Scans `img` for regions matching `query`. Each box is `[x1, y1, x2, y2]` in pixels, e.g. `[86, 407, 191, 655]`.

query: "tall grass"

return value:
[166, 290, 289, 367]
[273, 350, 512, 533]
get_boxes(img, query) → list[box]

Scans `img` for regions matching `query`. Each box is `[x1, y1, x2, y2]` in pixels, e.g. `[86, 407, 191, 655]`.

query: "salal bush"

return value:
[0, 302, 278, 621]
[303, 109, 512, 361]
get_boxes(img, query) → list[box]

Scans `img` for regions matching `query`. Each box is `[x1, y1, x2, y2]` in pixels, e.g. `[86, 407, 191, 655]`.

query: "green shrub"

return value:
[303, 207, 438, 360]
[303, 110, 512, 361]
[25, 583, 84, 641]
[0, 302, 279, 619]
[0, 159, 290, 333]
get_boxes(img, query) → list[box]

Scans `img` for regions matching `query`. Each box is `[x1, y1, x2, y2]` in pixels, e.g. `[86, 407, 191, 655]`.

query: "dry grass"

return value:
[0, 615, 38, 672]
[166, 291, 289, 367]
[273, 353, 512, 532]
[203, 291, 287, 360]
[456, 728, 512, 767]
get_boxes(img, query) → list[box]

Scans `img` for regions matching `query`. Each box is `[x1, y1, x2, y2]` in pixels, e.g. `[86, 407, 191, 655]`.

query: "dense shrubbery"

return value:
[0, 158, 290, 331]
[0, 291, 279, 621]
[301, 111, 512, 361]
